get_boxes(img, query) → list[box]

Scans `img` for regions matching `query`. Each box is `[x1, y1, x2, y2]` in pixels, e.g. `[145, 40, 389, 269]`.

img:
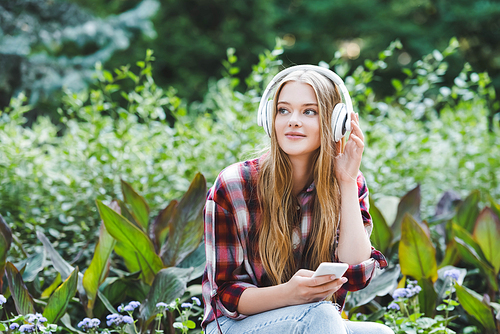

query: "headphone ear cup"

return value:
[331, 103, 348, 142]
[264, 100, 274, 137]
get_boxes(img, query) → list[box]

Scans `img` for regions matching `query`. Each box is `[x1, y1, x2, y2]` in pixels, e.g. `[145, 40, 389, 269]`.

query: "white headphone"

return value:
[257, 65, 353, 142]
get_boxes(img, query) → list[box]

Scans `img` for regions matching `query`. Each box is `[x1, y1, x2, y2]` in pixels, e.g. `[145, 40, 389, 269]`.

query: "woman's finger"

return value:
[350, 120, 364, 143]
[347, 133, 364, 150]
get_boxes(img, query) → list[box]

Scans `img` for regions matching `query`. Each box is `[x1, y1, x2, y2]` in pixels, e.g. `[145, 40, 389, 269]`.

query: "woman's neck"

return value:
[289, 155, 314, 196]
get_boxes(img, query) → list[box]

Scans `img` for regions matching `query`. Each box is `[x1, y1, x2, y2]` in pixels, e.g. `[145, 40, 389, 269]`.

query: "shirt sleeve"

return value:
[204, 179, 257, 321]
[340, 171, 388, 291]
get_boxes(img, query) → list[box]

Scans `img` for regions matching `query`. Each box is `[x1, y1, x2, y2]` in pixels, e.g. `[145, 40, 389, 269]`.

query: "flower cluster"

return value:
[180, 297, 202, 309]
[391, 283, 422, 300]
[77, 318, 101, 332]
[10, 313, 54, 333]
[106, 313, 134, 327]
[118, 300, 140, 313]
[0, 294, 6, 307]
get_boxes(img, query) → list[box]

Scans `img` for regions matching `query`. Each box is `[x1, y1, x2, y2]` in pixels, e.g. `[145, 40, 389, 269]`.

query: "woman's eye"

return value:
[304, 109, 317, 115]
[278, 108, 289, 114]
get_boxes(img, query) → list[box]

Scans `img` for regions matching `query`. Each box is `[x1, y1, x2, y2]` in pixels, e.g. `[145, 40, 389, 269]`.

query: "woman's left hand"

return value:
[335, 112, 364, 184]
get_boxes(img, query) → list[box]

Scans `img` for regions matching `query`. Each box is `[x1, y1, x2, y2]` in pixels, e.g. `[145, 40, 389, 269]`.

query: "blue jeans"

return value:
[205, 302, 394, 334]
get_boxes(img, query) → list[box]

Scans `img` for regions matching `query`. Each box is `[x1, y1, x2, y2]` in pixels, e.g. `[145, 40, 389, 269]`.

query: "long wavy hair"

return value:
[257, 69, 343, 285]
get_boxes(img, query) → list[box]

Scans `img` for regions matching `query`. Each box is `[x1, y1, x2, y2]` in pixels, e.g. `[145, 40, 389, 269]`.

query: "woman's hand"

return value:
[335, 112, 364, 184]
[283, 269, 347, 305]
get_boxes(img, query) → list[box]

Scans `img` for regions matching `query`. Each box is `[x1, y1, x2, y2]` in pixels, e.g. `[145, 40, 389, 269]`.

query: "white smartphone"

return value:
[312, 262, 349, 278]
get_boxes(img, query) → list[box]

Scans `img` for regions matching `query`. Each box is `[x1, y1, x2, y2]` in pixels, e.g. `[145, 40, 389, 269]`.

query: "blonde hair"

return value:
[257, 69, 344, 285]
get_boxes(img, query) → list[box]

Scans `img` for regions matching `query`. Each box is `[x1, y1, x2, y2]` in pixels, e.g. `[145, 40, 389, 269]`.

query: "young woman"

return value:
[201, 66, 393, 334]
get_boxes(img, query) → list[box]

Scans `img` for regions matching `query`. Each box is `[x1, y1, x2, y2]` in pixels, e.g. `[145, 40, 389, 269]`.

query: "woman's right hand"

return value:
[283, 269, 347, 305]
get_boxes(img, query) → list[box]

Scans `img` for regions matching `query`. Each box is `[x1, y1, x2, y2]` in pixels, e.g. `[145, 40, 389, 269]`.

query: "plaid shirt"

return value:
[201, 157, 387, 328]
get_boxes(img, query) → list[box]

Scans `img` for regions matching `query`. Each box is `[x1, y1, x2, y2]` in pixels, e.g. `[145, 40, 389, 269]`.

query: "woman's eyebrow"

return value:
[277, 101, 318, 106]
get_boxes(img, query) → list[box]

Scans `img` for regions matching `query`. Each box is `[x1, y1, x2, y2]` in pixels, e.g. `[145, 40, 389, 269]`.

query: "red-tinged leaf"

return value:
[83, 220, 116, 311]
[369, 196, 392, 255]
[454, 237, 498, 291]
[43, 267, 79, 323]
[487, 195, 500, 220]
[160, 173, 206, 267]
[0, 214, 13, 290]
[455, 283, 496, 332]
[5, 262, 35, 315]
[149, 200, 177, 252]
[473, 207, 500, 273]
[96, 200, 163, 285]
[117, 199, 142, 230]
[121, 179, 150, 231]
[456, 190, 480, 233]
[391, 185, 421, 240]
[399, 213, 438, 282]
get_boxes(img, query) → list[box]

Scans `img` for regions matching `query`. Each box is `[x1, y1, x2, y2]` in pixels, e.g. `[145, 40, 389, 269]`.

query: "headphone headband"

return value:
[257, 65, 353, 139]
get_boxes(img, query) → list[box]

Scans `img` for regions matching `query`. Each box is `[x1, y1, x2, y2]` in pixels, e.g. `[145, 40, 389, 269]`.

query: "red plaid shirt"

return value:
[201, 157, 387, 328]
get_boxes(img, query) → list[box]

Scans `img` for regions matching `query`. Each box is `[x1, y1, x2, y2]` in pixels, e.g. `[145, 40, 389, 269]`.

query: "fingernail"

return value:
[341, 277, 348, 283]
[330, 275, 336, 280]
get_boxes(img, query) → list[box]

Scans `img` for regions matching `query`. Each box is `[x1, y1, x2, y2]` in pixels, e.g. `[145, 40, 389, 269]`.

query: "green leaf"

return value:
[41, 273, 62, 298]
[472, 207, 500, 273]
[139, 267, 194, 326]
[455, 283, 496, 332]
[0, 323, 6, 331]
[454, 237, 498, 291]
[83, 219, 116, 311]
[369, 196, 393, 254]
[149, 200, 176, 252]
[456, 190, 480, 233]
[399, 213, 438, 281]
[0, 214, 13, 291]
[96, 200, 163, 285]
[418, 278, 437, 317]
[5, 262, 35, 315]
[160, 173, 206, 267]
[16, 249, 46, 282]
[346, 265, 400, 309]
[177, 241, 206, 280]
[452, 223, 488, 263]
[391, 185, 421, 241]
[439, 240, 460, 268]
[43, 267, 79, 323]
[121, 179, 150, 231]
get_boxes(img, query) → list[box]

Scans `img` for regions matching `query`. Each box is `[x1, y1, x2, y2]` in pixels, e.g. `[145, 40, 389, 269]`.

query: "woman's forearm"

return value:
[337, 180, 372, 264]
[237, 284, 291, 315]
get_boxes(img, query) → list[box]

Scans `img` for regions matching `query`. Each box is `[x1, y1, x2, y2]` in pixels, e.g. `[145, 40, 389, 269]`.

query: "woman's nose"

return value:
[288, 111, 301, 127]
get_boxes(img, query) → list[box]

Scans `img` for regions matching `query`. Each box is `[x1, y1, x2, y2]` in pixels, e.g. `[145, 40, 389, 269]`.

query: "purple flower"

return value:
[405, 285, 422, 298]
[128, 301, 140, 309]
[78, 318, 101, 331]
[118, 305, 123, 312]
[191, 297, 201, 306]
[444, 269, 460, 281]
[0, 294, 6, 305]
[10, 323, 20, 330]
[181, 302, 192, 309]
[392, 288, 408, 300]
[122, 316, 134, 324]
[388, 302, 400, 311]
[19, 324, 35, 333]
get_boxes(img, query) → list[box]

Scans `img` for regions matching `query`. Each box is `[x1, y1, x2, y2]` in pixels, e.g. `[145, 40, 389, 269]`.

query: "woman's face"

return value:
[274, 81, 321, 160]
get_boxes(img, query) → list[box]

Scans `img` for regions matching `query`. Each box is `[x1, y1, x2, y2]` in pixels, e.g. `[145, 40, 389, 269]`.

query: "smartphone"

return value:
[312, 262, 349, 278]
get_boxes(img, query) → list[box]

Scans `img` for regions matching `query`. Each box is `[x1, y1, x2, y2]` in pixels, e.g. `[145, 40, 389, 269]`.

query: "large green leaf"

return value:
[177, 241, 206, 280]
[346, 265, 400, 309]
[15, 249, 46, 282]
[83, 219, 116, 311]
[160, 173, 206, 267]
[43, 267, 79, 323]
[399, 213, 438, 281]
[455, 283, 496, 332]
[121, 179, 150, 231]
[96, 200, 163, 285]
[41, 273, 62, 298]
[452, 223, 488, 263]
[5, 262, 35, 315]
[439, 240, 460, 268]
[0, 214, 13, 290]
[369, 197, 392, 255]
[418, 277, 437, 317]
[473, 207, 500, 273]
[139, 267, 194, 326]
[391, 185, 421, 240]
[149, 200, 176, 252]
[455, 190, 480, 233]
[454, 237, 498, 291]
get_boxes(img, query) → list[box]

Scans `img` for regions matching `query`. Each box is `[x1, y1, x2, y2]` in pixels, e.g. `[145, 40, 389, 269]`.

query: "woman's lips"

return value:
[285, 132, 306, 139]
